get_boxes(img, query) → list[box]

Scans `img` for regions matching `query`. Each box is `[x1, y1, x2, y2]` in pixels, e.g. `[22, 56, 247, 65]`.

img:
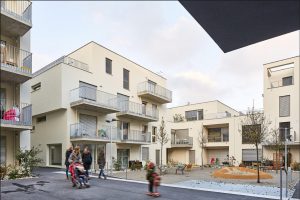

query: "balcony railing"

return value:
[171, 137, 193, 146]
[0, 0, 32, 24]
[1, 43, 32, 75]
[0, 99, 32, 127]
[207, 135, 229, 142]
[137, 81, 172, 102]
[270, 78, 294, 89]
[118, 100, 159, 120]
[70, 123, 151, 143]
[204, 112, 232, 120]
[70, 87, 119, 111]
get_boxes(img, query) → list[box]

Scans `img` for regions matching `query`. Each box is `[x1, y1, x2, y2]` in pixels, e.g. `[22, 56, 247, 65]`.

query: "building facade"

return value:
[263, 56, 300, 166]
[30, 41, 172, 170]
[0, 0, 33, 166]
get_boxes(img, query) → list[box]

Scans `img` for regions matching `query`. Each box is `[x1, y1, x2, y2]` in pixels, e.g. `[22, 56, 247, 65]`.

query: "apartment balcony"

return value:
[171, 137, 193, 148]
[0, 101, 32, 131]
[70, 87, 120, 114]
[206, 135, 229, 148]
[1, 0, 32, 37]
[70, 123, 118, 142]
[1, 43, 32, 83]
[137, 81, 172, 104]
[117, 101, 159, 122]
[204, 112, 232, 120]
[70, 123, 151, 144]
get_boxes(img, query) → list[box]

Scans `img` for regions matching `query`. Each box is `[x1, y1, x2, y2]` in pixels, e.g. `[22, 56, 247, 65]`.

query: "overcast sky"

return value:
[31, 1, 299, 111]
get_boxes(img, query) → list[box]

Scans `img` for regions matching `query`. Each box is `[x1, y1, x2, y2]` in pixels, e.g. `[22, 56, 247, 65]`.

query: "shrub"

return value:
[144, 160, 150, 170]
[7, 164, 23, 180]
[291, 162, 300, 171]
[0, 165, 7, 180]
[16, 145, 43, 177]
[113, 159, 122, 171]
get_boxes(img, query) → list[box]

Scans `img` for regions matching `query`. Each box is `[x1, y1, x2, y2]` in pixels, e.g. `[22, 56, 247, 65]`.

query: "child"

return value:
[146, 162, 161, 197]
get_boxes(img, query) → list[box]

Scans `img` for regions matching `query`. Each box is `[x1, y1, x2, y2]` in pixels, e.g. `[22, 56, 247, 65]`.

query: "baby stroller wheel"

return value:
[85, 182, 90, 188]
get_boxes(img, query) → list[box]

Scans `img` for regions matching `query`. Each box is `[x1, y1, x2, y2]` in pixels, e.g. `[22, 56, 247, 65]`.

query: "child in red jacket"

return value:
[146, 162, 161, 197]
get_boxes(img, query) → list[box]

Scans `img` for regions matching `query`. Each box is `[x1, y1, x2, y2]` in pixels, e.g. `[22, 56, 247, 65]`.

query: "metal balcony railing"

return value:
[0, 99, 32, 126]
[171, 137, 193, 145]
[137, 81, 172, 102]
[204, 112, 232, 120]
[118, 101, 159, 119]
[270, 78, 294, 89]
[0, 43, 32, 75]
[70, 87, 119, 110]
[207, 135, 229, 142]
[0, 0, 32, 24]
[70, 123, 151, 143]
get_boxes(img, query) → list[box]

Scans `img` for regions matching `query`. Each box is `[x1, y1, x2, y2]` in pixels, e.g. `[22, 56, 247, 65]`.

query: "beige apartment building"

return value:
[30, 41, 172, 169]
[263, 56, 300, 166]
[0, 0, 33, 166]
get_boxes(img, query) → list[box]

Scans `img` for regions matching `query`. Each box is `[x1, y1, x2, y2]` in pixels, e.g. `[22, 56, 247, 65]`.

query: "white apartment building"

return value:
[0, 1, 33, 166]
[263, 56, 300, 166]
[30, 41, 172, 170]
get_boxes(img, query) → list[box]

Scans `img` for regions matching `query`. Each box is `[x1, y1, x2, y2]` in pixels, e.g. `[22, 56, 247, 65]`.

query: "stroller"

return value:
[69, 162, 90, 189]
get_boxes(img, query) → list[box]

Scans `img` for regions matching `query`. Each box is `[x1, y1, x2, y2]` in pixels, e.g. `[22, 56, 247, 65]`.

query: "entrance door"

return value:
[117, 149, 130, 168]
[79, 114, 97, 137]
[156, 149, 160, 166]
[189, 150, 195, 164]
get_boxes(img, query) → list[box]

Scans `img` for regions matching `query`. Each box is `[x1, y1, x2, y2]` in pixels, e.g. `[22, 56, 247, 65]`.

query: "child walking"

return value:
[146, 162, 161, 197]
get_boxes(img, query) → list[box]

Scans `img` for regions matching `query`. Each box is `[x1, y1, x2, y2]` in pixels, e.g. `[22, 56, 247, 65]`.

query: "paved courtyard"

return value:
[0, 167, 274, 200]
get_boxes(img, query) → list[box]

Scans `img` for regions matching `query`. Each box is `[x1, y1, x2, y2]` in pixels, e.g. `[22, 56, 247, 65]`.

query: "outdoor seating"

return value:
[176, 164, 186, 175]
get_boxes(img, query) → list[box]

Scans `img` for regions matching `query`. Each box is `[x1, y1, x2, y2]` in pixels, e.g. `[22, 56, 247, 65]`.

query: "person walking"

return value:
[97, 150, 107, 179]
[146, 162, 160, 197]
[65, 145, 73, 180]
[68, 146, 82, 164]
[82, 146, 92, 178]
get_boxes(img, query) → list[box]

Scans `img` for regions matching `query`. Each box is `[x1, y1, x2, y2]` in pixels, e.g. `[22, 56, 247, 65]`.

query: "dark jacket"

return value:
[82, 152, 92, 170]
[65, 150, 73, 166]
[97, 153, 106, 168]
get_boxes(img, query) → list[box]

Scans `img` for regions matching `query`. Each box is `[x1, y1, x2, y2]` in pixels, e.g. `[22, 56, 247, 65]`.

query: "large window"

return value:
[142, 147, 149, 161]
[207, 127, 229, 142]
[123, 68, 129, 90]
[105, 58, 112, 74]
[279, 95, 290, 117]
[279, 122, 290, 141]
[242, 124, 261, 144]
[185, 109, 203, 121]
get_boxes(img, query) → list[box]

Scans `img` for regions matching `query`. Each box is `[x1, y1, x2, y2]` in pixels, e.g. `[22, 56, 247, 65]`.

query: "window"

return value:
[105, 58, 112, 74]
[37, 116, 46, 123]
[279, 122, 290, 141]
[123, 68, 129, 90]
[152, 126, 157, 143]
[242, 124, 261, 144]
[208, 128, 221, 142]
[282, 76, 293, 86]
[279, 95, 290, 117]
[142, 147, 149, 161]
[185, 110, 197, 121]
[198, 109, 203, 120]
[31, 82, 41, 92]
[0, 136, 6, 165]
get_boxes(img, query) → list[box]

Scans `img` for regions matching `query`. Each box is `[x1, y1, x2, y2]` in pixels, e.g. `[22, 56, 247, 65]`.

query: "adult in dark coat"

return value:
[65, 145, 73, 180]
[97, 150, 106, 179]
[82, 146, 92, 177]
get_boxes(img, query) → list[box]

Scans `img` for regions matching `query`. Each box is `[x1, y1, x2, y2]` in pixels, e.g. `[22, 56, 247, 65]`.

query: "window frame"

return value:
[123, 68, 130, 90]
[279, 95, 290, 117]
[105, 58, 112, 75]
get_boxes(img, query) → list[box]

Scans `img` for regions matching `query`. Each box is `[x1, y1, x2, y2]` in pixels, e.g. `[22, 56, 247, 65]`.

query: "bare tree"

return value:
[267, 128, 284, 174]
[157, 117, 169, 175]
[240, 107, 271, 183]
[198, 128, 207, 170]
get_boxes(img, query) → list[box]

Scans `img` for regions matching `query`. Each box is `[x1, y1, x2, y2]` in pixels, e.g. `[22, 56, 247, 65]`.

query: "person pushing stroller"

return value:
[68, 146, 90, 189]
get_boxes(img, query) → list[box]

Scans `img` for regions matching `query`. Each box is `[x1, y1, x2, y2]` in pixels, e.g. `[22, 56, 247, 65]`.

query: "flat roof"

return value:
[180, 1, 300, 53]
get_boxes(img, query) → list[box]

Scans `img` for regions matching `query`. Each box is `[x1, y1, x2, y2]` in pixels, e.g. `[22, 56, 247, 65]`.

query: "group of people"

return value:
[65, 145, 107, 180]
[64, 145, 161, 196]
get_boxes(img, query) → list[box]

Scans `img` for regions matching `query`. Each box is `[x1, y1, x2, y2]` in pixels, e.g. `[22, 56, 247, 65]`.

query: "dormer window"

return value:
[282, 76, 293, 86]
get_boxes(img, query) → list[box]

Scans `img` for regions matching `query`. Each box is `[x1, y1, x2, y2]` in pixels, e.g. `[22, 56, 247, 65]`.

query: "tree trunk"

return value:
[201, 147, 204, 170]
[256, 144, 260, 183]
[160, 144, 163, 175]
[275, 150, 278, 174]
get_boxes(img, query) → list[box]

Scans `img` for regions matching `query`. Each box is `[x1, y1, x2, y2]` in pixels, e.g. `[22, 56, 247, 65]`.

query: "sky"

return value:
[31, 1, 299, 111]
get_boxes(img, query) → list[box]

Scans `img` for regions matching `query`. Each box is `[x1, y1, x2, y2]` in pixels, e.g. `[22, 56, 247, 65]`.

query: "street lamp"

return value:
[106, 118, 118, 176]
